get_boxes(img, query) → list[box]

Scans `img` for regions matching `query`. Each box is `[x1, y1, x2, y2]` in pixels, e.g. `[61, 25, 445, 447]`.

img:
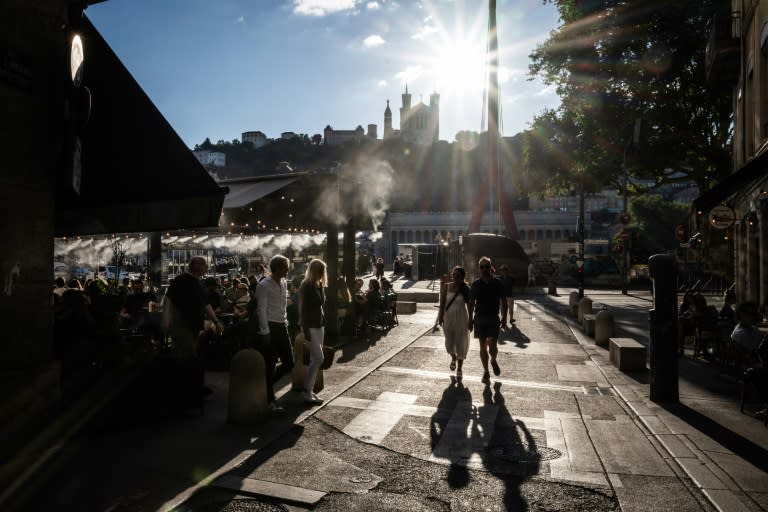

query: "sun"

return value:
[433, 39, 487, 96]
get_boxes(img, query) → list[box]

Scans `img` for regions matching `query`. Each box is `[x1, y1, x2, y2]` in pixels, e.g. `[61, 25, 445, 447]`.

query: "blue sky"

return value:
[88, 0, 561, 149]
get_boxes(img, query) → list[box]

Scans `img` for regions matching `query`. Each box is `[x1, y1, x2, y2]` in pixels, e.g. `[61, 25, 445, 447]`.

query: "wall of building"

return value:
[0, 0, 68, 479]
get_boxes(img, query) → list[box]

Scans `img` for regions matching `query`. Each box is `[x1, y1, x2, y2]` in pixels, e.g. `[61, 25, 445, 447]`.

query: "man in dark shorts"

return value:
[498, 264, 516, 328]
[468, 256, 507, 383]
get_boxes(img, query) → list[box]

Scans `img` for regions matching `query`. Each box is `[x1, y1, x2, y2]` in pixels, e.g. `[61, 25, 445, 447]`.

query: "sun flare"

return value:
[433, 40, 487, 96]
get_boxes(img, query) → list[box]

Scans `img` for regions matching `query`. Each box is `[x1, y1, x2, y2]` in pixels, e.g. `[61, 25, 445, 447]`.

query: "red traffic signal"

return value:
[614, 244, 623, 254]
[675, 225, 686, 242]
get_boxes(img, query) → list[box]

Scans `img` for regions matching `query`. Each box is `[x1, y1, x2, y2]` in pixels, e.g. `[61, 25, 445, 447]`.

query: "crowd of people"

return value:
[53, 254, 766, 418]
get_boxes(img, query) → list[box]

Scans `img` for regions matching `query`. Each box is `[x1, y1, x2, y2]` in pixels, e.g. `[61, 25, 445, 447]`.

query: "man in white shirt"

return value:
[256, 255, 293, 409]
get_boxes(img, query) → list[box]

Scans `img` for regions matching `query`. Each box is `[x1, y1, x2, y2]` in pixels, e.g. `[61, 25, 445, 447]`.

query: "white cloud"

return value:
[367, 1, 380, 9]
[236, 15, 245, 23]
[363, 34, 385, 47]
[535, 85, 557, 97]
[498, 66, 525, 84]
[293, 0, 357, 16]
[377, 80, 387, 87]
[411, 23, 438, 39]
[395, 65, 424, 83]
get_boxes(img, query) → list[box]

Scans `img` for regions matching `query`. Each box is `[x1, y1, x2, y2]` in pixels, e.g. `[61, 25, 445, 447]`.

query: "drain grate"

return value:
[490, 443, 563, 463]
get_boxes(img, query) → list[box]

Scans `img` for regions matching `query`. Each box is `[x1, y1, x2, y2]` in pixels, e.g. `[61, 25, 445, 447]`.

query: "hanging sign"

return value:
[709, 205, 735, 230]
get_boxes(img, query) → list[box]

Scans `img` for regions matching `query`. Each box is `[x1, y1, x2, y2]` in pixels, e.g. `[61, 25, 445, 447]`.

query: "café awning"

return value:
[223, 177, 298, 209]
[54, 16, 226, 237]
[692, 150, 768, 214]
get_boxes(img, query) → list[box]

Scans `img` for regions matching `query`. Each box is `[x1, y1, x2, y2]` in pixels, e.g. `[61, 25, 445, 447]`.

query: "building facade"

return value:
[193, 150, 226, 167]
[696, 0, 768, 307]
[378, 210, 589, 262]
[241, 130, 268, 148]
[323, 124, 365, 145]
[383, 86, 440, 145]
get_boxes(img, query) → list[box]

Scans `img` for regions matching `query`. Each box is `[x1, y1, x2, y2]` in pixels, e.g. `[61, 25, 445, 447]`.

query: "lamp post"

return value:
[621, 119, 641, 295]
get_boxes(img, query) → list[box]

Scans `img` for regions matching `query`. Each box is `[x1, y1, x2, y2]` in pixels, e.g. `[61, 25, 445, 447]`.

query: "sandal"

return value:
[449, 360, 457, 371]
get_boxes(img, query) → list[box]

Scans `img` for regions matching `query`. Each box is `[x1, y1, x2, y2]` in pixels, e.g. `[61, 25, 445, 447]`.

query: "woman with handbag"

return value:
[299, 259, 327, 405]
[438, 266, 471, 379]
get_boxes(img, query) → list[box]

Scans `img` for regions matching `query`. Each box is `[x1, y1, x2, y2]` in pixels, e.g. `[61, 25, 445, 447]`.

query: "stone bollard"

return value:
[595, 307, 615, 347]
[228, 349, 267, 425]
[292, 333, 324, 393]
[568, 291, 580, 317]
[577, 296, 593, 324]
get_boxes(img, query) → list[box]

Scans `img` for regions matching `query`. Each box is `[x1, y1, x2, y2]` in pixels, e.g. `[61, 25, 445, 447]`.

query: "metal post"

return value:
[326, 223, 339, 342]
[578, 185, 585, 299]
[622, 142, 629, 295]
[648, 254, 678, 403]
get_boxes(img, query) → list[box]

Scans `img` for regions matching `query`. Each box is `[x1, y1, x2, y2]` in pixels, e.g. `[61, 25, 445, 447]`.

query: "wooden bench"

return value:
[396, 301, 417, 314]
[609, 338, 647, 372]
[582, 314, 596, 337]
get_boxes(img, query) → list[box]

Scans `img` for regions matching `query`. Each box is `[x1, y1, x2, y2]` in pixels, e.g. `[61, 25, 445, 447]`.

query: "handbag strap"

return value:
[444, 289, 460, 311]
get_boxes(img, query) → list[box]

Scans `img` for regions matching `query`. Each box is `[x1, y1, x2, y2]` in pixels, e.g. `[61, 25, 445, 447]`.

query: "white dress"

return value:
[443, 291, 470, 359]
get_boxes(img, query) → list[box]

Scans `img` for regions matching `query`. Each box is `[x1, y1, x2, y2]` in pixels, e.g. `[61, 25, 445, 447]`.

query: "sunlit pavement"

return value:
[17, 283, 767, 511]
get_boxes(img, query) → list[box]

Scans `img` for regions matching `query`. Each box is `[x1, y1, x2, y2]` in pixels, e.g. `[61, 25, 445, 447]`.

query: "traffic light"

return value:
[614, 243, 623, 254]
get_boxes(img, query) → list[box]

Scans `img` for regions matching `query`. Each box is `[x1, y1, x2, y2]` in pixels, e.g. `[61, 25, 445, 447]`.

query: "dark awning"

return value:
[223, 177, 298, 209]
[692, 150, 768, 213]
[54, 16, 226, 236]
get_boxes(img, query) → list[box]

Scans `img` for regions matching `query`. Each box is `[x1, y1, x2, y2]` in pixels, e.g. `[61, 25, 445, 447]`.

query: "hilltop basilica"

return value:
[383, 85, 439, 145]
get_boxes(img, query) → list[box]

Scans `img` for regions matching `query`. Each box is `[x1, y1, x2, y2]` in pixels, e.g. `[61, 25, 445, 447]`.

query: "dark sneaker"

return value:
[481, 371, 491, 383]
[268, 402, 285, 413]
[491, 360, 501, 376]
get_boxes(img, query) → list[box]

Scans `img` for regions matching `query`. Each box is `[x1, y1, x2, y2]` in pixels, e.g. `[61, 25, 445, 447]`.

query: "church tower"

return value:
[383, 99, 393, 140]
[429, 91, 440, 143]
[400, 83, 411, 124]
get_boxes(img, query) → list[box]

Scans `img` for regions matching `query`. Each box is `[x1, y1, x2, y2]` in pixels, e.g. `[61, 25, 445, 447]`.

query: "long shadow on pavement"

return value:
[660, 402, 768, 473]
[430, 379, 540, 510]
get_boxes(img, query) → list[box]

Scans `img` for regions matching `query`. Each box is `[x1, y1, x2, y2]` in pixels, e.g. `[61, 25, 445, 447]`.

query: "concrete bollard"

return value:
[595, 307, 615, 347]
[568, 291, 580, 317]
[292, 333, 324, 393]
[228, 349, 268, 425]
[577, 296, 593, 324]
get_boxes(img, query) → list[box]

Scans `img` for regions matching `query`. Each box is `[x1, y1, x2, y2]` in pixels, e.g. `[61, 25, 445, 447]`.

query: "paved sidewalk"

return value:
[544, 289, 768, 512]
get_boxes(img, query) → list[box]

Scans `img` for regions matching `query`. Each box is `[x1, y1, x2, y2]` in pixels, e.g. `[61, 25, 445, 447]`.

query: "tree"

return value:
[311, 133, 322, 145]
[628, 194, 688, 251]
[529, 1, 732, 193]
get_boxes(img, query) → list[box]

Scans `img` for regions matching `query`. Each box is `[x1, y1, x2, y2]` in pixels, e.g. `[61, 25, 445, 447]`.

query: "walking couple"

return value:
[437, 257, 507, 383]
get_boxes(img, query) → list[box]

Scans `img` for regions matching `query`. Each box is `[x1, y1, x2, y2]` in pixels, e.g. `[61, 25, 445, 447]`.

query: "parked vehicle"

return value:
[98, 265, 129, 281]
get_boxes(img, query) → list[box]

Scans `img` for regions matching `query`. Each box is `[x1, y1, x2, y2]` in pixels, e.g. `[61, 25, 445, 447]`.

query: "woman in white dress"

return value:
[438, 266, 470, 379]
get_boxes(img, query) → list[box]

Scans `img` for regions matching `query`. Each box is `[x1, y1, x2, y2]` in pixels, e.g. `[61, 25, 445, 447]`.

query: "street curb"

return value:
[560, 311, 750, 512]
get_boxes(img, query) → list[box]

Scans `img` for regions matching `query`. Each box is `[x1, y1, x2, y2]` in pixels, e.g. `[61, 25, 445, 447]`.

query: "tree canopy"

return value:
[526, 0, 732, 195]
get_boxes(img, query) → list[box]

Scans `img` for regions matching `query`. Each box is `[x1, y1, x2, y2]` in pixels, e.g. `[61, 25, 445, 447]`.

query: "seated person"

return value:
[732, 302, 764, 368]
[350, 278, 368, 331]
[232, 283, 251, 322]
[719, 290, 736, 322]
[365, 279, 383, 324]
[380, 277, 396, 308]
[120, 279, 159, 336]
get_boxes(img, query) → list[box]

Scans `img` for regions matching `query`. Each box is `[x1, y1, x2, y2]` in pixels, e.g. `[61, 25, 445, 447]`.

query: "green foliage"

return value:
[529, 0, 732, 194]
[628, 194, 688, 250]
